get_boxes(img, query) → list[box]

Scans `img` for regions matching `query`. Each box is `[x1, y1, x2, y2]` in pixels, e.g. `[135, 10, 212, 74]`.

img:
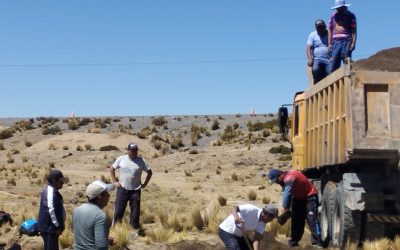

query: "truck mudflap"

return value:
[367, 213, 400, 224]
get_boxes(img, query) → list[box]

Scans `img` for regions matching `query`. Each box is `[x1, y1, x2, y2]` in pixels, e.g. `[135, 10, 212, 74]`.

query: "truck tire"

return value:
[320, 181, 336, 244]
[332, 181, 361, 249]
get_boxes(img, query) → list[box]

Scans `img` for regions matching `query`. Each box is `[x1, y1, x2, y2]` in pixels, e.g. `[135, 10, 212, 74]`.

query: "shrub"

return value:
[78, 118, 93, 126]
[278, 155, 292, 161]
[210, 120, 219, 130]
[68, 119, 80, 130]
[76, 145, 84, 151]
[14, 120, 34, 131]
[49, 162, 55, 168]
[184, 170, 192, 177]
[109, 222, 130, 249]
[7, 157, 14, 164]
[269, 145, 291, 155]
[25, 141, 32, 147]
[0, 128, 15, 139]
[48, 143, 58, 150]
[188, 149, 198, 154]
[248, 190, 257, 201]
[63, 145, 69, 150]
[84, 144, 93, 151]
[42, 125, 61, 135]
[218, 195, 227, 206]
[231, 173, 238, 181]
[191, 208, 205, 230]
[7, 177, 16, 186]
[152, 116, 167, 126]
[21, 156, 28, 163]
[99, 145, 119, 151]
[262, 196, 271, 204]
[0, 143, 5, 150]
[170, 138, 184, 149]
[220, 125, 241, 143]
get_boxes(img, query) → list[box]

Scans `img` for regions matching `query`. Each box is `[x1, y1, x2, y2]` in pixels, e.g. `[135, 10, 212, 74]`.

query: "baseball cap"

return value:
[267, 169, 283, 184]
[263, 204, 278, 218]
[128, 143, 138, 150]
[47, 170, 65, 182]
[86, 180, 115, 200]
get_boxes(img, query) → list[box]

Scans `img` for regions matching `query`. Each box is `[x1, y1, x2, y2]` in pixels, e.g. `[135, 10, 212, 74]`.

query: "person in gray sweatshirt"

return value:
[72, 180, 116, 250]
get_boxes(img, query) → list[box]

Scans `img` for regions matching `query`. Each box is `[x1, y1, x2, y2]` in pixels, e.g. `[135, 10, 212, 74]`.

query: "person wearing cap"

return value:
[37, 169, 66, 250]
[72, 180, 116, 250]
[328, 0, 357, 73]
[268, 169, 323, 248]
[307, 19, 330, 84]
[218, 203, 278, 250]
[110, 143, 153, 229]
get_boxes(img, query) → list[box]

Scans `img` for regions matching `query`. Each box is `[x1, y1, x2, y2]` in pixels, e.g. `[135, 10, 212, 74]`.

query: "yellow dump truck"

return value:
[279, 62, 400, 248]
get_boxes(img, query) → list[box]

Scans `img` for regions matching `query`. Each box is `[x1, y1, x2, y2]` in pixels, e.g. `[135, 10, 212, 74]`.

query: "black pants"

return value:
[290, 195, 323, 246]
[41, 232, 59, 250]
[218, 228, 250, 250]
[113, 187, 141, 229]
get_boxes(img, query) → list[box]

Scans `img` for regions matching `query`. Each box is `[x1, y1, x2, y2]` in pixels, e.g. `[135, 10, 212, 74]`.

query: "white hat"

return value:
[86, 180, 115, 200]
[331, 0, 351, 9]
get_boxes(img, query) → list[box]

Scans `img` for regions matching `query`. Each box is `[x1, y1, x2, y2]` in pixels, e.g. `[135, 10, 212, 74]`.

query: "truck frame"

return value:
[279, 62, 400, 248]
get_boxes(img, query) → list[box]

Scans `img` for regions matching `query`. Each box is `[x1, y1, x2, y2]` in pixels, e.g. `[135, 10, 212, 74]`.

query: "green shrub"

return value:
[42, 126, 61, 135]
[269, 145, 291, 155]
[0, 128, 15, 139]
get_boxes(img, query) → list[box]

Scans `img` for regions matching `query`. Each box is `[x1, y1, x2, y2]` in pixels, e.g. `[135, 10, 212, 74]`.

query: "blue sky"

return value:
[0, 0, 399, 118]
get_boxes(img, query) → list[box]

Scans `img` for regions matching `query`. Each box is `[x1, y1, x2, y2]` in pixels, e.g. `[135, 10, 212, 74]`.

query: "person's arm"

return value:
[306, 45, 313, 66]
[142, 169, 153, 188]
[109, 167, 121, 188]
[230, 205, 243, 227]
[282, 182, 293, 210]
[253, 232, 263, 250]
[350, 15, 357, 51]
[94, 213, 109, 250]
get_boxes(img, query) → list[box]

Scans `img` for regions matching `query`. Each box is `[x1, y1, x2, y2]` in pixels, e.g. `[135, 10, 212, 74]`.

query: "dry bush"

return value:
[247, 190, 257, 201]
[170, 138, 184, 149]
[0, 143, 5, 150]
[42, 125, 61, 135]
[210, 120, 219, 130]
[188, 149, 198, 154]
[21, 156, 28, 163]
[203, 202, 223, 233]
[25, 141, 32, 147]
[184, 170, 192, 177]
[218, 195, 227, 206]
[363, 238, 390, 250]
[167, 213, 186, 232]
[262, 195, 271, 204]
[152, 140, 162, 150]
[269, 145, 291, 155]
[267, 218, 291, 237]
[152, 116, 167, 126]
[7, 157, 14, 164]
[68, 119, 80, 130]
[14, 120, 34, 131]
[141, 209, 156, 224]
[0, 128, 15, 139]
[76, 145, 84, 151]
[147, 226, 174, 243]
[48, 143, 58, 150]
[63, 145, 69, 150]
[262, 129, 271, 137]
[84, 144, 93, 151]
[191, 208, 205, 230]
[109, 221, 130, 250]
[7, 177, 16, 186]
[216, 169, 221, 174]
[59, 216, 73, 249]
[87, 127, 101, 133]
[231, 173, 239, 181]
[220, 125, 242, 143]
[99, 145, 119, 151]
[49, 162, 55, 168]
[392, 236, 400, 250]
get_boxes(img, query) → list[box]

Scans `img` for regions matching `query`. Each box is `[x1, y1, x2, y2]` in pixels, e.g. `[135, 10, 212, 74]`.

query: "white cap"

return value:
[86, 180, 115, 200]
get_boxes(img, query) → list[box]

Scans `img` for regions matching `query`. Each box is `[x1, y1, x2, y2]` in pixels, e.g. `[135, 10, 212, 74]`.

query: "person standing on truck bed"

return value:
[307, 19, 331, 84]
[268, 169, 324, 248]
[328, 0, 357, 73]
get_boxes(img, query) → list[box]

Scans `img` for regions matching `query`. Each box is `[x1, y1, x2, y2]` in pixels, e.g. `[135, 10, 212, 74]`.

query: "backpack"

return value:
[19, 219, 39, 236]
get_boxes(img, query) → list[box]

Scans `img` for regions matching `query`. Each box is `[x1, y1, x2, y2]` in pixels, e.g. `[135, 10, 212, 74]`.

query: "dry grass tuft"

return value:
[59, 216, 73, 249]
[262, 195, 271, 204]
[48, 143, 58, 150]
[0, 142, 5, 150]
[109, 221, 130, 250]
[231, 173, 238, 181]
[267, 218, 291, 237]
[218, 195, 227, 206]
[203, 202, 223, 233]
[191, 207, 205, 230]
[247, 190, 257, 201]
[363, 238, 390, 250]
[147, 226, 174, 243]
[184, 169, 192, 177]
[392, 236, 400, 250]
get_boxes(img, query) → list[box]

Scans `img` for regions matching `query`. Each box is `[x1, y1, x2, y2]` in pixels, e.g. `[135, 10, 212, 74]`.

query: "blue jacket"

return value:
[37, 184, 65, 233]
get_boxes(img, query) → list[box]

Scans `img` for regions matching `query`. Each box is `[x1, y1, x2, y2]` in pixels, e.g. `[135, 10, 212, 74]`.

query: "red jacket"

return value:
[281, 170, 317, 208]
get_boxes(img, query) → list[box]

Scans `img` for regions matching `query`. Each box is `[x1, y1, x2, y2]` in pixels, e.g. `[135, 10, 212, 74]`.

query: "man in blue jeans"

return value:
[110, 143, 152, 230]
[307, 19, 331, 84]
[218, 204, 278, 250]
[328, 0, 357, 73]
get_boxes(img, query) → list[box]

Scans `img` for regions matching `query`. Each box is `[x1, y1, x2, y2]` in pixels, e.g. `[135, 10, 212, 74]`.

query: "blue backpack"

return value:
[19, 219, 39, 236]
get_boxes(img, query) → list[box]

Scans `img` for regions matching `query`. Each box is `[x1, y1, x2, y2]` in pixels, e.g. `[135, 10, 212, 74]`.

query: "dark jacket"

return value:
[37, 184, 65, 233]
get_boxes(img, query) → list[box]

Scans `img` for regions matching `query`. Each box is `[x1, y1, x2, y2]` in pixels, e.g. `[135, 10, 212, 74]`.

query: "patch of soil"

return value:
[353, 47, 400, 72]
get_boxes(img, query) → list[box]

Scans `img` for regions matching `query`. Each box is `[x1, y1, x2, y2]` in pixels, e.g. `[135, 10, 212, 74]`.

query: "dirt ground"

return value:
[353, 47, 400, 72]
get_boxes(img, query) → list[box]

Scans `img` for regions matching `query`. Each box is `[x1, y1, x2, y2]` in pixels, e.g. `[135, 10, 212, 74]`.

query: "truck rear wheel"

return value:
[332, 181, 361, 249]
[320, 181, 336, 244]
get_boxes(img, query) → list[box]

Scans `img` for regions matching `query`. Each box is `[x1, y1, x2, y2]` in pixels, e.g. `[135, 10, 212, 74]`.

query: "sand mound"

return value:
[353, 47, 400, 72]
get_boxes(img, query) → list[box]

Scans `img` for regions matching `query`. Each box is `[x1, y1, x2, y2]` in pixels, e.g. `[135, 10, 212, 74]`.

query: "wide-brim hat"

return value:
[331, 0, 351, 9]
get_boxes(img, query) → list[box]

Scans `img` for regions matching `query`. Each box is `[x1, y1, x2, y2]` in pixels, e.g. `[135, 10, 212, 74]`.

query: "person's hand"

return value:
[307, 59, 313, 67]
[113, 182, 121, 188]
[234, 218, 244, 228]
[55, 227, 64, 236]
[328, 45, 332, 51]
[350, 44, 356, 51]
[108, 236, 116, 246]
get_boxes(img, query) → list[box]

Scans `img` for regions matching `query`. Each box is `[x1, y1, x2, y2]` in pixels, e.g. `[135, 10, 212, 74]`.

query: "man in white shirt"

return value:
[110, 143, 153, 229]
[218, 204, 278, 250]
